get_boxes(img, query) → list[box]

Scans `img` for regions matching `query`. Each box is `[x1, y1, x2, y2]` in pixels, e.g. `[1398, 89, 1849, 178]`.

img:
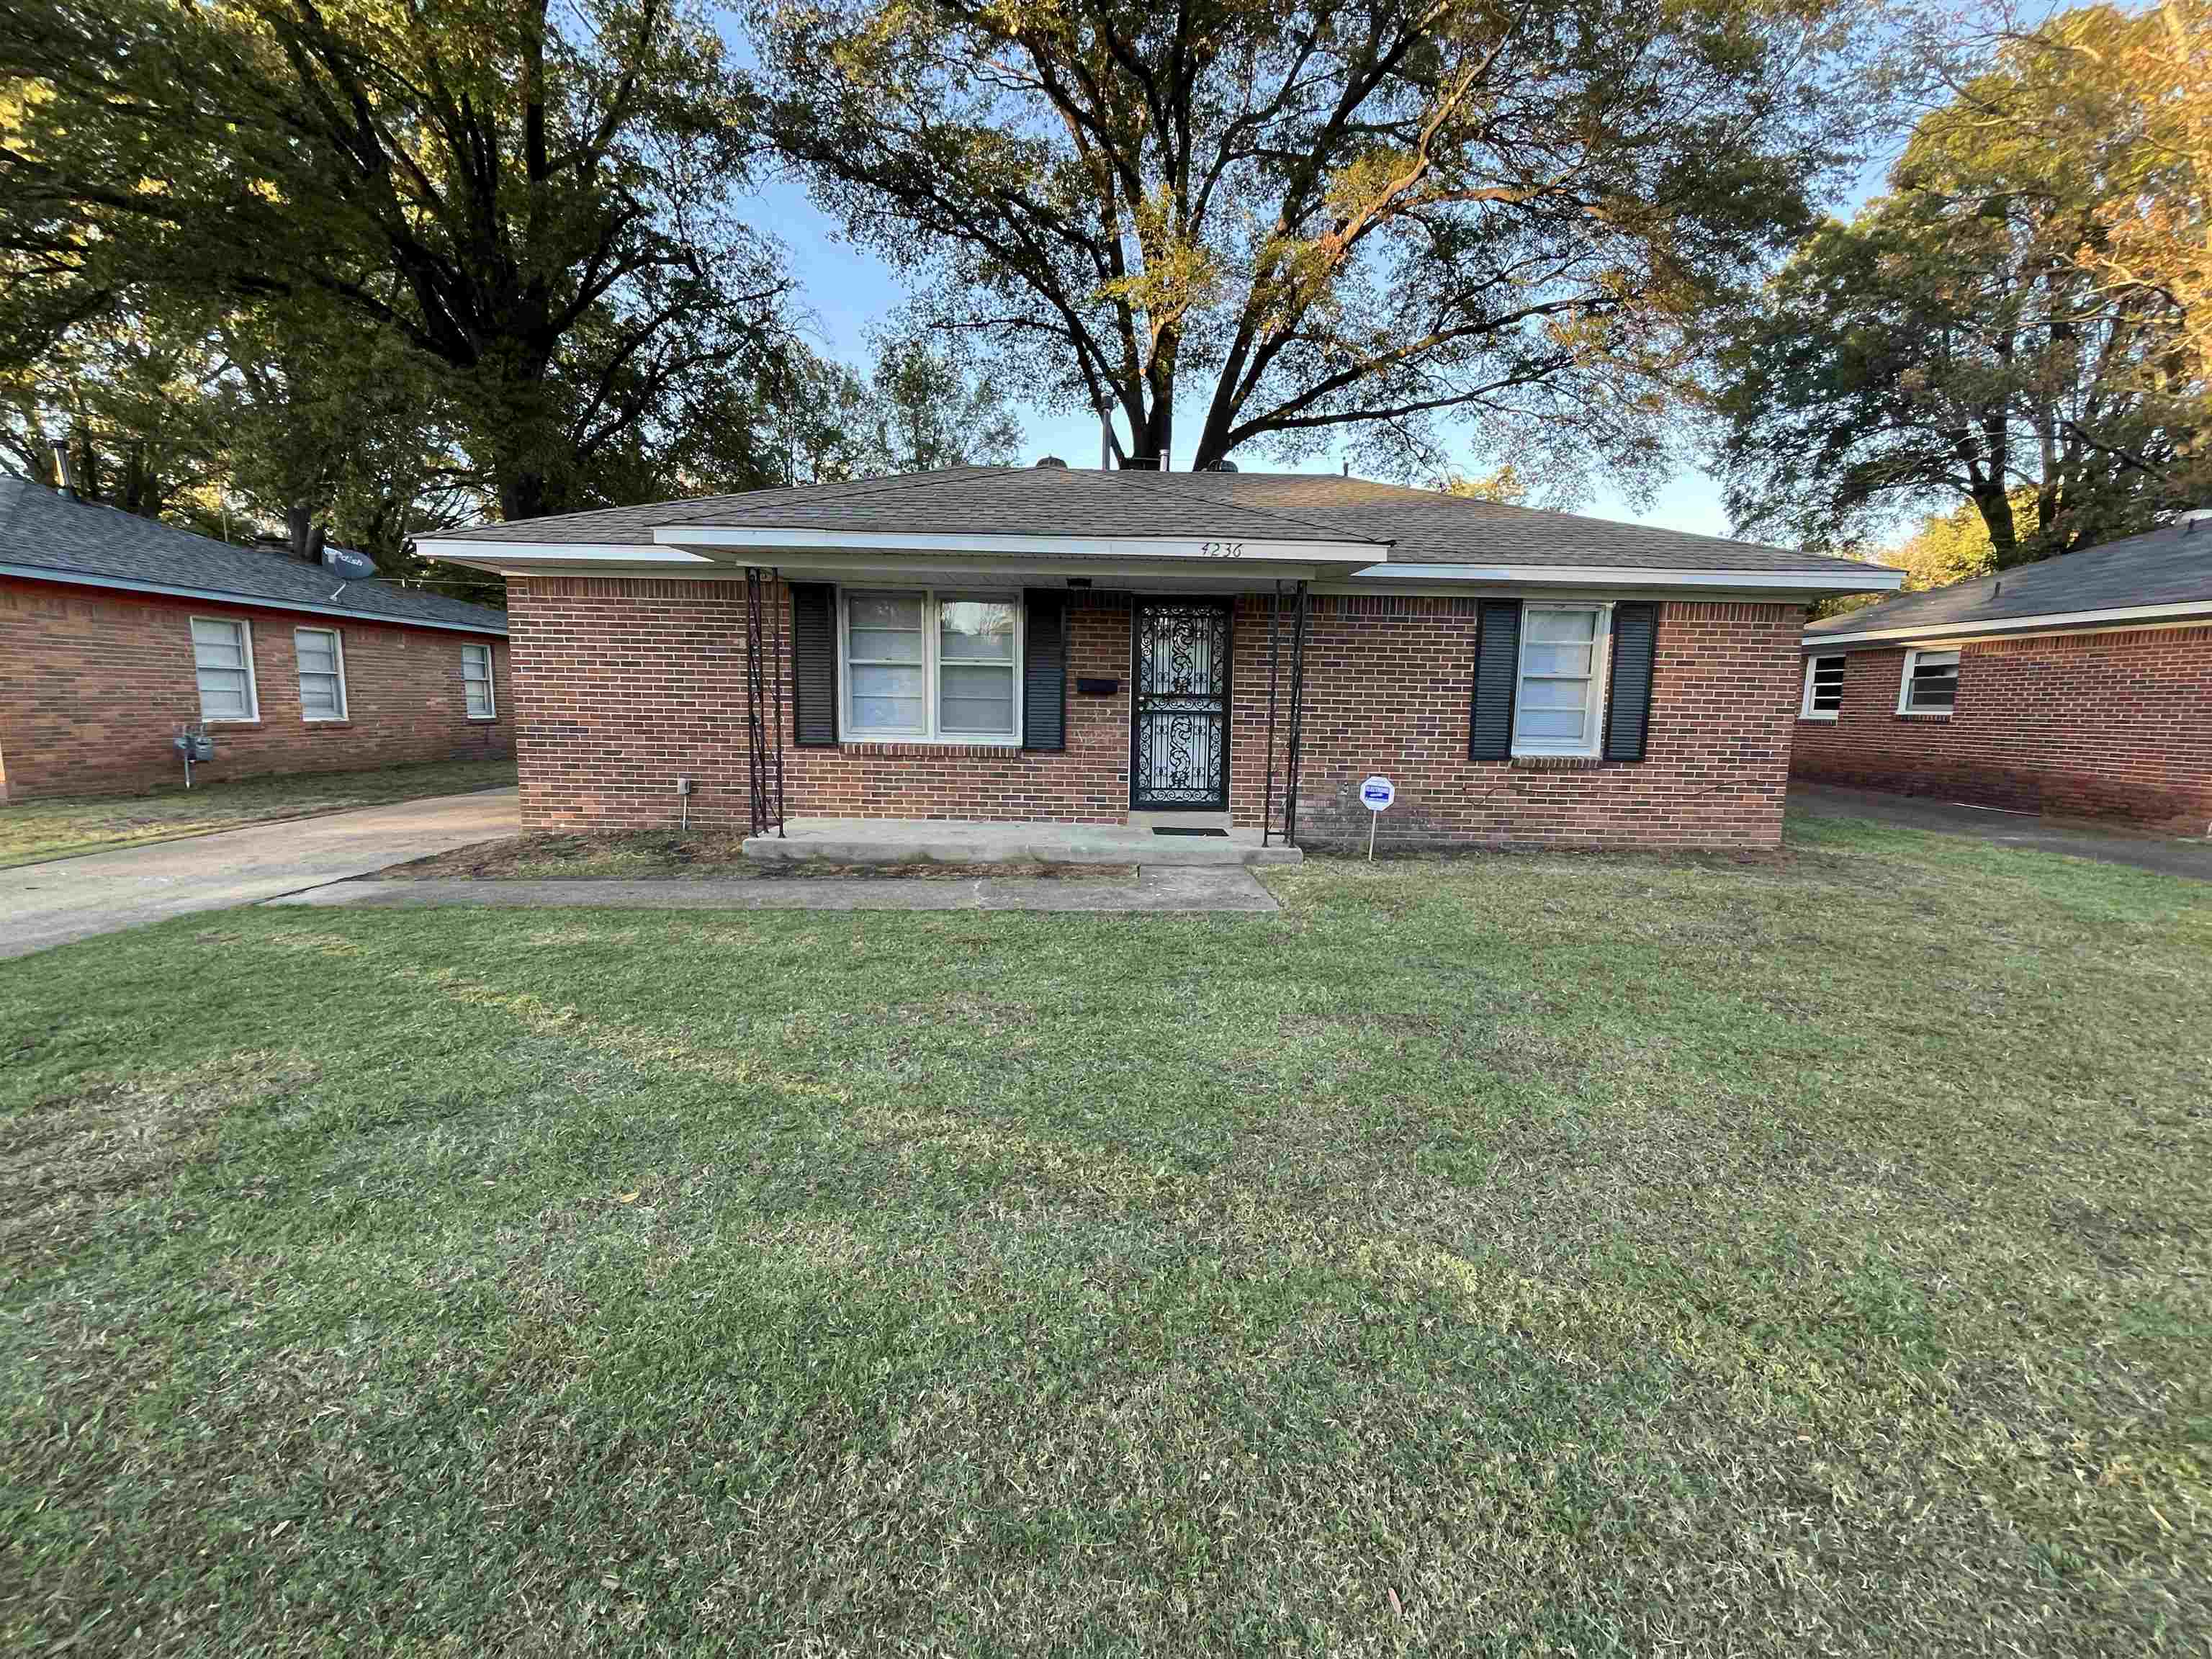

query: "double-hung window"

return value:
[191, 617, 258, 721]
[295, 627, 347, 721]
[1513, 604, 1610, 757]
[1799, 654, 1845, 720]
[461, 642, 496, 719]
[841, 589, 1020, 742]
[1898, 648, 1959, 715]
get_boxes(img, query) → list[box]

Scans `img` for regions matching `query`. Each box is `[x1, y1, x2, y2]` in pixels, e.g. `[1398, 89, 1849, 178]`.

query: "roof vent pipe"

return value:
[49, 439, 76, 498]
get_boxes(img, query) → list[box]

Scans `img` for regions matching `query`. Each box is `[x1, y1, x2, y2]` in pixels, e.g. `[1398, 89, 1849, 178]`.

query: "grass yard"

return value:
[1, 815, 2206, 1655]
[0, 757, 518, 868]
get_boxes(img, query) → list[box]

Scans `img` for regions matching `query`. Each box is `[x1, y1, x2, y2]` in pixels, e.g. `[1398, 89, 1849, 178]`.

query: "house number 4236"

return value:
[1200, 541, 1246, 557]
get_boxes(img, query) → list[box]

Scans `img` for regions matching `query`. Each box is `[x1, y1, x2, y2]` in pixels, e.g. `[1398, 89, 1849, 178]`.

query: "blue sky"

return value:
[742, 120, 1894, 542]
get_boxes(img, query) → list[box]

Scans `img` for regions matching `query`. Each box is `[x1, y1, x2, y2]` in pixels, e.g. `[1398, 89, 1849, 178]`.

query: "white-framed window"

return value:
[295, 626, 348, 721]
[190, 616, 258, 722]
[839, 588, 1021, 742]
[1897, 647, 1959, 716]
[461, 641, 496, 719]
[1513, 603, 1611, 757]
[1799, 653, 1845, 720]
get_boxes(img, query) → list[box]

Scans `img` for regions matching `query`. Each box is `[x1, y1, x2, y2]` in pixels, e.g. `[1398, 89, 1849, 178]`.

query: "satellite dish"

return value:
[321, 544, 379, 579]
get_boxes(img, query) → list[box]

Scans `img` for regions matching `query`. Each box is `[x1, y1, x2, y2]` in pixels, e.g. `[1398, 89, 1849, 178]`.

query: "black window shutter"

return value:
[788, 582, 838, 747]
[1604, 601, 1659, 763]
[1022, 589, 1068, 752]
[1468, 599, 1521, 760]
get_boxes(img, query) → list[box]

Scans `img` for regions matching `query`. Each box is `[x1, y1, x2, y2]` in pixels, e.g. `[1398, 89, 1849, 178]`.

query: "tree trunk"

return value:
[1972, 486, 2020, 565]
[484, 345, 565, 521]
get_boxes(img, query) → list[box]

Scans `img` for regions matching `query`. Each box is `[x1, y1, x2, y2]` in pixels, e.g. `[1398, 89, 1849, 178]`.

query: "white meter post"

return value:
[1358, 775, 1395, 861]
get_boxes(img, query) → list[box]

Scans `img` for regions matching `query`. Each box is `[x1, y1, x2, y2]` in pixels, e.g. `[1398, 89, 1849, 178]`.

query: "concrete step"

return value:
[742, 817, 1301, 868]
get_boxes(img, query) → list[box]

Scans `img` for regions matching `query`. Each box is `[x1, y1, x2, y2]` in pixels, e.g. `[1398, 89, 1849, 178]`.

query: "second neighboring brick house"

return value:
[0, 477, 511, 801]
[1793, 516, 2212, 833]
[428, 467, 1894, 852]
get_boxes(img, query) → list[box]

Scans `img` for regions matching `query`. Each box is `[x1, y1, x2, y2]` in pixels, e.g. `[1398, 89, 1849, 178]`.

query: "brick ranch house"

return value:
[0, 477, 512, 801]
[421, 465, 1897, 851]
[1793, 514, 2212, 833]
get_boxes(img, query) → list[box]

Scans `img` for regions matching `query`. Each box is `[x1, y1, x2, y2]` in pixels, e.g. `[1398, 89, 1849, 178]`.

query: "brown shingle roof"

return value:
[438, 466, 1878, 576]
[1805, 517, 2212, 640]
[0, 477, 508, 633]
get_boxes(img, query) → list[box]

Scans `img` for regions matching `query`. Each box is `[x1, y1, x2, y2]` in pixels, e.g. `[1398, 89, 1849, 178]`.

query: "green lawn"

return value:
[0, 758, 518, 868]
[2, 817, 2206, 1655]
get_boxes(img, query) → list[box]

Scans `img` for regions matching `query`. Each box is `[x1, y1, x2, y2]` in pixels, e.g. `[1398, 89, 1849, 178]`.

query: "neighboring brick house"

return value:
[423, 465, 1896, 851]
[1793, 516, 2212, 834]
[0, 477, 511, 801]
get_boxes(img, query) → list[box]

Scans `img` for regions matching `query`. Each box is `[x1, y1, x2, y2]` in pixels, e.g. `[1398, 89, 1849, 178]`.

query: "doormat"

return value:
[1152, 827, 1228, 837]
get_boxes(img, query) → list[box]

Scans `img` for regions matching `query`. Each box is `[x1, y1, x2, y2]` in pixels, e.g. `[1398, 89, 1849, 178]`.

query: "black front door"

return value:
[1130, 599, 1232, 810]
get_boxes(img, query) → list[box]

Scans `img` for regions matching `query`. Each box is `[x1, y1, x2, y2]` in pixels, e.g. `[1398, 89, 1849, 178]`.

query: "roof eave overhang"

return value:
[419, 527, 1390, 584]
[1804, 597, 2212, 649]
[0, 561, 508, 636]
[649, 524, 1387, 569]
[1327, 562, 1903, 597]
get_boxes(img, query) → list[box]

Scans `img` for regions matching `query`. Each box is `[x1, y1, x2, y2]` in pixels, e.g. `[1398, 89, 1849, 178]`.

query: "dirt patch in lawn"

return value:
[385, 829, 1138, 882]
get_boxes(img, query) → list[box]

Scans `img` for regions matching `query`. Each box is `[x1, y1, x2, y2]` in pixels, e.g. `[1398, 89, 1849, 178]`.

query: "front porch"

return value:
[741, 815, 1302, 867]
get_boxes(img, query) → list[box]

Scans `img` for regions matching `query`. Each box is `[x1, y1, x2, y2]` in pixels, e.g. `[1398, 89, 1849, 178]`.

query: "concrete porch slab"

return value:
[269, 867, 1280, 914]
[742, 817, 1302, 868]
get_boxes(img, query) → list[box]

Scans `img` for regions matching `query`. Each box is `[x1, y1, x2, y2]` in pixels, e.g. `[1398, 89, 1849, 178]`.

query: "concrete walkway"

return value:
[744, 817, 1300, 868]
[271, 865, 1280, 915]
[1789, 783, 2212, 881]
[0, 787, 520, 960]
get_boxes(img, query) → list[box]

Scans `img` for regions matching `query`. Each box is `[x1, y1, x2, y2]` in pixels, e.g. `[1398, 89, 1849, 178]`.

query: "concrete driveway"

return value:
[0, 787, 518, 961]
[1789, 783, 2212, 881]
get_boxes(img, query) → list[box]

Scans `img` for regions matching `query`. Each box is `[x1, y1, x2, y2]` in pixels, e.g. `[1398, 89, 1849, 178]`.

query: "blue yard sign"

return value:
[1359, 775, 1394, 859]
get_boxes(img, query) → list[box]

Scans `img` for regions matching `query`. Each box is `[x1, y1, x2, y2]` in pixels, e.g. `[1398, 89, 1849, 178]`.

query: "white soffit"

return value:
[649, 526, 1387, 565]
[1806, 598, 2212, 647]
[1336, 562, 1905, 593]
[415, 539, 716, 566]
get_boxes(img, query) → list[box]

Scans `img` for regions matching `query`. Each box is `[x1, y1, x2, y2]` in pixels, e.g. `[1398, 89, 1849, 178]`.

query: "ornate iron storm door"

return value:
[1130, 599, 1232, 810]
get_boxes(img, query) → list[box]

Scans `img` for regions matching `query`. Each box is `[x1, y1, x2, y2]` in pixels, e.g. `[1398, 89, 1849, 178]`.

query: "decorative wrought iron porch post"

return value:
[1262, 582, 1282, 847]
[743, 565, 771, 837]
[769, 567, 787, 837]
[1283, 580, 1310, 847]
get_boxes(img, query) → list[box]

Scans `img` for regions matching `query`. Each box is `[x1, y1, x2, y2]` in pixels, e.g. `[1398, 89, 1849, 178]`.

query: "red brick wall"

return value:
[509, 576, 1803, 849]
[1789, 626, 2212, 831]
[508, 577, 1132, 829]
[1234, 595, 1804, 849]
[0, 576, 512, 801]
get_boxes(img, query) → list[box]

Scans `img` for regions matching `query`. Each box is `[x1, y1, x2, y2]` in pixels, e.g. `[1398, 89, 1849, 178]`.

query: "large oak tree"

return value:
[1713, 4, 2207, 562]
[1, 0, 789, 521]
[745, 0, 1869, 479]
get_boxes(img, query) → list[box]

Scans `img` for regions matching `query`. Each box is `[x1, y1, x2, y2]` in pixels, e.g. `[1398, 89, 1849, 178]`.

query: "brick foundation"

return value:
[1789, 626, 2212, 832]
[509, 577, 1804, 850]
[0, 576, 513, 801]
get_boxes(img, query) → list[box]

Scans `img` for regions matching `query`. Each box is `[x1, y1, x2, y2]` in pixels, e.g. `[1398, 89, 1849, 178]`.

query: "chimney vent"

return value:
[49, 439, 76, 498]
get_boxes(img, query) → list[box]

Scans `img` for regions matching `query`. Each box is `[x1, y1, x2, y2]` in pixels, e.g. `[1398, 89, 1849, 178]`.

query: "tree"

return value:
[749, 333, 1028, 485]
[863, 336, 1025, 473]
[1886, 495, 2026, 590]
[0, 0, 791, 523]
[1713, 5, 2207, 564]
[0, 303, 227, 517]
[745, 0, 1869, 480]
[1935, 3, 2209, 393]
[209, 302, 478, 564]
[1437, 466, 1530, 506]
